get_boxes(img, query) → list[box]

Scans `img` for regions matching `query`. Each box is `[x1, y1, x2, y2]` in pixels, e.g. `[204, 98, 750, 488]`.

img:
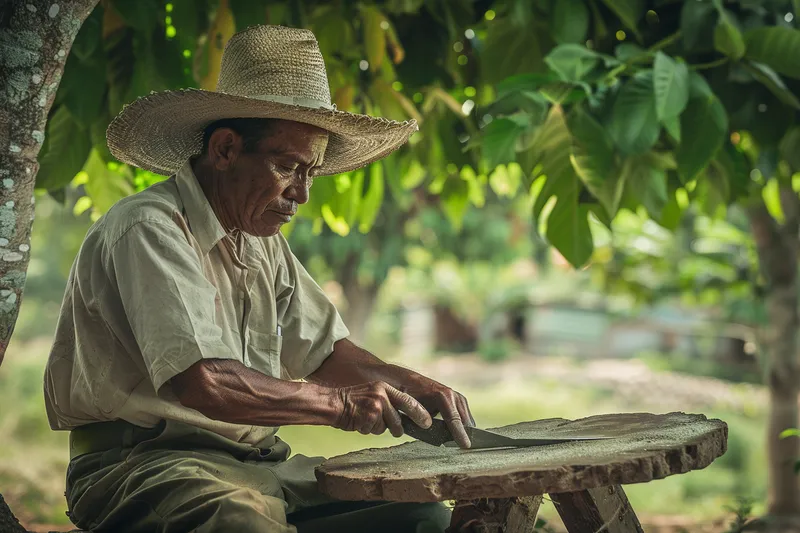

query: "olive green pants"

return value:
[65, 420, 450, 533]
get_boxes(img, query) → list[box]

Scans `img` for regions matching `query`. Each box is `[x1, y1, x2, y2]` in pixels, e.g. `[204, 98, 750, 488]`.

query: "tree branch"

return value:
[0, 0, 99, 365]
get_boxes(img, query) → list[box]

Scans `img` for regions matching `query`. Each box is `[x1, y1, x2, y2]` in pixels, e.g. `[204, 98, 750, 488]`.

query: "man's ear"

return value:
[207, 128, 243, 171]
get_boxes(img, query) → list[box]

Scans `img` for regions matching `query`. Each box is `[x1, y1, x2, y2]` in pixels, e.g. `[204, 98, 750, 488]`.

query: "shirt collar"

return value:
[175, 159, 228, 256]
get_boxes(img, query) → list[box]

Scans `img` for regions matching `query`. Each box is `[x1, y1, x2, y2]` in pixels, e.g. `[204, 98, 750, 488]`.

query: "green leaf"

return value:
[311, 6, 355, 58]
[781, 428, 800, 439]
[440, 176, 470, 230]
[461, 166, 486, 207]
[744, 26, 800, 80]
[545, 44, 601, 82]
[653, 52, 690, 121]
[659, 190, 683, 230]
[36, 106, 92, 191]
[552, 0, 589, 44]
[72, 7, 102, 61]
[532, 108, 575, 219]
[663, 115, 681, 142]
[482, 18, 548, 84]
[362, 7, 387, 72]
[615, 43, 647, 62]
[321, 204, 350, 236]
[63, 60, 107, 128]
[622, 155, 669, 219]
[540, 82, 590, 105]
[90, 108, 115, 163]
[111, 0, 159, 33]
[599, 0, 644, 41]
[680, 0, 716, 50]
[359, 163, 385, 233]
[677, 80, 729, 182]
[152, 29, 190, 89]
[607, 72, 661, 155]
[489, 90, 548, 118]
[780, 127, 800, 174]
[401, 159, 427, 189]
[714, 10, 746, 60]
[568, 108, 623, 215]
[489, 164, 521, 197]
[547, 200, 594, 268]
[482, 118, 526, 169]
[743, 61, 800, 110]
[496, 73, 559, 97]
[715, 142, 751, 201]
[73, 195, 93, 216]
[83, 149, 135, 214]
[763, 179, 784, 223]
[104, 27, 135, 116]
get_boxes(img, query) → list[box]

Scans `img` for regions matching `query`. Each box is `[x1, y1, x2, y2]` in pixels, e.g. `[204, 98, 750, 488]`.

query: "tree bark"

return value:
[0, 0, 98, 365]
[339, 251, 379, 344]
[748, 191, 800, 518]
[0, 0, 97, 529]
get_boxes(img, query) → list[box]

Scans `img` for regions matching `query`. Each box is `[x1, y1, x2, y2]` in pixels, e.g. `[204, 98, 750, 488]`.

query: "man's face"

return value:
[210, 120, 329, 237]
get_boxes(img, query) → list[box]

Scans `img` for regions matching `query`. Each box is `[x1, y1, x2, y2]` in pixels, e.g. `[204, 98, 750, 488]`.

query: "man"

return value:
[44, 25, 474, 533]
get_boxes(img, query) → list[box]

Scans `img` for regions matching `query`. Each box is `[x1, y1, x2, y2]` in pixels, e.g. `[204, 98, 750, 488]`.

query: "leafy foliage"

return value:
[36, 0, 800, 279]
[477, 0, 800, 267]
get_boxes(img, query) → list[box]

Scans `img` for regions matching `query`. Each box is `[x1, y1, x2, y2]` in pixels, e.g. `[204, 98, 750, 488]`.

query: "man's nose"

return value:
[284, 179, 310, 205]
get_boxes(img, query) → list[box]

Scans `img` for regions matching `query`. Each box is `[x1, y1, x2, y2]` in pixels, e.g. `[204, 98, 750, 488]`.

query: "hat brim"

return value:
[106, 88, 419, 177]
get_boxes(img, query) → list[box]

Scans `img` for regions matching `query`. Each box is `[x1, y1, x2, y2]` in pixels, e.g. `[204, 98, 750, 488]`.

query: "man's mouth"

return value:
[270, 210, 294, 222]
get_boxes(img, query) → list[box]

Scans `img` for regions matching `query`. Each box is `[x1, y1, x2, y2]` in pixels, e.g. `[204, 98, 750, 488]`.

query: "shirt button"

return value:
[244, 358, 252, 368]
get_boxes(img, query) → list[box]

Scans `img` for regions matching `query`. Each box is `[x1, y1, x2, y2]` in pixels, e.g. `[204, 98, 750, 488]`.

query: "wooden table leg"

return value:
[550, 485, 644, 533]
[447, 495, 543, 533]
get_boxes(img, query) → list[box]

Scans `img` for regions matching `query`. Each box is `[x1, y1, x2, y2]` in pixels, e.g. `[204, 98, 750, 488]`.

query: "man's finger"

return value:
[371, 419, 387, 436]
[381, 396, 404, 437]
[442, 403, 471, 449]
[456, 394, 476, 427]
[386, 386, 432, 429]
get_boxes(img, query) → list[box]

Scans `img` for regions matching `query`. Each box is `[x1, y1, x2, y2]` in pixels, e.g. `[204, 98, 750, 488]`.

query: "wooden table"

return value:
[315, 412, 728, 532]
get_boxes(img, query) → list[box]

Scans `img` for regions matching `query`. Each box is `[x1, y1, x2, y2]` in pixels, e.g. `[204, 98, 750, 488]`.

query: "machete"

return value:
[400, 413, 610, 449]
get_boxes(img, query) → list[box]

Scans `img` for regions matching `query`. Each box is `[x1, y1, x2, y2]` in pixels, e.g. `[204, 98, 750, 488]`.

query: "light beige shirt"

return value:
[44, 161, 350, 445]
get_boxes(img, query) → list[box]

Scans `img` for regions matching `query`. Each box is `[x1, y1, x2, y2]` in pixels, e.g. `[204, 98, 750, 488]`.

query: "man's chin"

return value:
[248, 220, 285, 238]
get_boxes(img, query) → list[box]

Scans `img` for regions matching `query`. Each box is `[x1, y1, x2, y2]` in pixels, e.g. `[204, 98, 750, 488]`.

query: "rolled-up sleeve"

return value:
[109, 220, 239, 392]
[274, 236, 350, 380]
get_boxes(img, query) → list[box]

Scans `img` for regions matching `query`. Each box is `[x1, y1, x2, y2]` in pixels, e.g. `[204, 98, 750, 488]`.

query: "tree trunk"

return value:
[339, 252, 379, 345]
[749, 191, 800, 519]
[0, 0, 98, 365]
[0, 0, 98, 529]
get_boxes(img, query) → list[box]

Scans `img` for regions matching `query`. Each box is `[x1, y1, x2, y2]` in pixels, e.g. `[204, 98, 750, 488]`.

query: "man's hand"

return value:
[308, 339, 476, 448]
[400, 377, 475, 449]
[332, 381, 433, 437]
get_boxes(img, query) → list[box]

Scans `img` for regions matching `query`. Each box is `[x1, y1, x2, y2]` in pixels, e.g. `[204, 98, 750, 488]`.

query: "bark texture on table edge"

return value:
[315, 414, 728, 502]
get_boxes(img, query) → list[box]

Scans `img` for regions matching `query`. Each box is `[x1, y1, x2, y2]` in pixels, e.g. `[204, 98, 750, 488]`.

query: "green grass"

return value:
[0, 340, 769, 529]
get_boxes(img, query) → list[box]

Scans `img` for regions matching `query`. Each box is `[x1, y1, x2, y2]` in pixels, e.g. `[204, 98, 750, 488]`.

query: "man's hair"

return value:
[201, 117, 276, 155]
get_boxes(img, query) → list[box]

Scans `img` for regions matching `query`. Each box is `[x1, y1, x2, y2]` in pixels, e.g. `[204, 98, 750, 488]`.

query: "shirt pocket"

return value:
[246, 330, 283, 378]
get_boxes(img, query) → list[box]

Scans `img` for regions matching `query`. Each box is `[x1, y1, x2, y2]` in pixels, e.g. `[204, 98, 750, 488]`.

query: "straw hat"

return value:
[106, 25, 419, 176]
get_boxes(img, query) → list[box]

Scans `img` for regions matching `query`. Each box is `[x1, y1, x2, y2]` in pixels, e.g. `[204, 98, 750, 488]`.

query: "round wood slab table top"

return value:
[315, 412, 728, 502]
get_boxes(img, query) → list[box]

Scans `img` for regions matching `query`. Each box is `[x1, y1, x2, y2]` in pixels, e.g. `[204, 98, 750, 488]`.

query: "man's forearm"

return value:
[172, 359, 341, 427]
[307, 338, 429, 392]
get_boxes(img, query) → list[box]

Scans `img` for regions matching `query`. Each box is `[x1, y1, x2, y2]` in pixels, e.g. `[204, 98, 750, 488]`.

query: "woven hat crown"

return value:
[216, 25, 332, 108]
